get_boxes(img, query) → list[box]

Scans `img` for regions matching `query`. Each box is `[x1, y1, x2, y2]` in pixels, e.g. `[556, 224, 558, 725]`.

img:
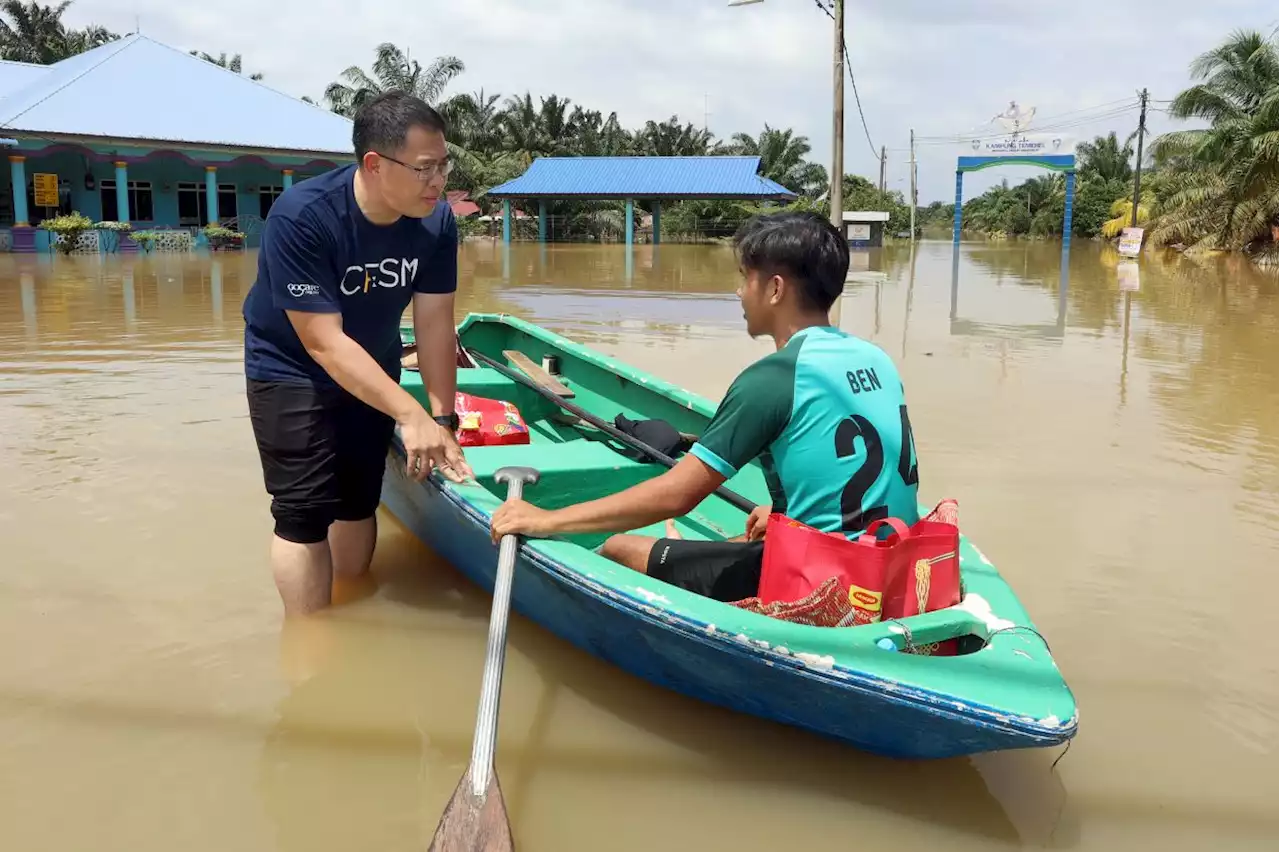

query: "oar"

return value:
[464, 347, 758, 516]
[429, 465, 540, 852]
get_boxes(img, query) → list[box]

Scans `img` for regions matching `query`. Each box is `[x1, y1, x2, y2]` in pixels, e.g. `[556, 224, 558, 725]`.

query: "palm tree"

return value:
[1149, 28, 1278, 256]
[0, 0, 117, 63]
[0, 0, 69, 63]
[189, 50, 264, 81]
[727, 125, 827, 197]
[1075, 131, 1135, 184]
[634, 117, 717, 157]
[324, 43, 463, 117]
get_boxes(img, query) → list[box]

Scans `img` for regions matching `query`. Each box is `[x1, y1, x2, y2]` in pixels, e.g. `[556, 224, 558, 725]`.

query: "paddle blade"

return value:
[428, 769, 513, 852]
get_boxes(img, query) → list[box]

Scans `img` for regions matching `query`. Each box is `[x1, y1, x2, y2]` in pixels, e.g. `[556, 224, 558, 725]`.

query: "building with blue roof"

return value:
[0, 34, 355, 253]
[486, 155, 797, 245]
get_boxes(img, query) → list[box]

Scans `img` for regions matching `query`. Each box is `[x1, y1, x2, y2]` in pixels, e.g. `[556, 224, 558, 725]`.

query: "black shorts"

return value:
[246, 378, 396, 544]
[646, 539, 765, 602]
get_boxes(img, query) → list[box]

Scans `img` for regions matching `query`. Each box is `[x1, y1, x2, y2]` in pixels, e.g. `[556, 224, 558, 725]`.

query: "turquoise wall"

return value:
[3, 149, 339, 229]
[3, 137, 348, 232]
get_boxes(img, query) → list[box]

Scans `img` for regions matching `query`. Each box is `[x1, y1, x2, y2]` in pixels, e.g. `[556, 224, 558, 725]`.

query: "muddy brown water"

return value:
[0, 239, 1275, 851]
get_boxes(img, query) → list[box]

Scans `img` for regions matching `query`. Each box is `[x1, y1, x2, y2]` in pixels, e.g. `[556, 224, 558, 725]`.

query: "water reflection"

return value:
[949, 244, 1069, 340]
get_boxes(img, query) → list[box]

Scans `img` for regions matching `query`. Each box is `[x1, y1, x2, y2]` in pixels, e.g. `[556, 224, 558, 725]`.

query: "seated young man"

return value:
[490, 210, 921, 602]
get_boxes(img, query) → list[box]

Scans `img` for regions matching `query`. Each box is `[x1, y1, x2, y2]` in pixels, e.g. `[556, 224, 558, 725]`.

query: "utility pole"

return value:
[830, 0, 844, 232]
[909, 128, 916, 242]
[878, 145, 886, 192]
[1130, 87, 1148, 228]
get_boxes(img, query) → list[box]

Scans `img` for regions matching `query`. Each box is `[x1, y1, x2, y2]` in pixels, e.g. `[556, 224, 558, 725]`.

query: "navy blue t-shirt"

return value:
[242, 163, 458, 386]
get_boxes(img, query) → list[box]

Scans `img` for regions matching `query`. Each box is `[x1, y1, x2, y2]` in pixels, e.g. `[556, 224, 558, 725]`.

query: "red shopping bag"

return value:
[757, 515, 890, 625]
[757, 502, 962, 644]
[859, 510, 962, 655]
[452, 392, 531, 448]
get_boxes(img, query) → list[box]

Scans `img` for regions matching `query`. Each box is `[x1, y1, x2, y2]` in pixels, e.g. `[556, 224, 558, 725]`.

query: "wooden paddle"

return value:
[429, 464, 540, 852]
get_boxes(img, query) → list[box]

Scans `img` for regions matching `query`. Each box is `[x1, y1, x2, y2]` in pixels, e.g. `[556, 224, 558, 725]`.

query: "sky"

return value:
[63, 0, 1279, 203]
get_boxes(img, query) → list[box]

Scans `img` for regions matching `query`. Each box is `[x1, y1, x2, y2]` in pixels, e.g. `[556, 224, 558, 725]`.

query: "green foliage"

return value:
[93, 219, 132, 232]
[130, 230, 158, 249]
[189, 49, 263, 80]
[40, 210, 92, 253]
[202, 224, 244, 239]
[0, 1, 121, 64]
[323, 44, 859, 240]
[1147, 28, 1278, 259]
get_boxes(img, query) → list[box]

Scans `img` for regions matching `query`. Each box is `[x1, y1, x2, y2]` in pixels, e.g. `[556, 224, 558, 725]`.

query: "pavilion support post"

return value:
[9, 155, 28, 226]
[502, 199, 512, 244]
[205, 166, 219, 226]
[651, 201, 660, 245]
[624, 198, 634, 246]
[952, 170, 963, 249]
[114, 161, 130, 224]
[538, 200, 547, 243]
[282, 169, 294, 190]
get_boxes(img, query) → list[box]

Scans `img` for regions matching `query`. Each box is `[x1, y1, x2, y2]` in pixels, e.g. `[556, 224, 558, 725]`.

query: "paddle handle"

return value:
[469, 469, 535, 798]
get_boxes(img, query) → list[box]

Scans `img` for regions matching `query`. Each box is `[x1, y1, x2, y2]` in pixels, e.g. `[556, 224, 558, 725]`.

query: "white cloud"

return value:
[61, 0, 1279, 202]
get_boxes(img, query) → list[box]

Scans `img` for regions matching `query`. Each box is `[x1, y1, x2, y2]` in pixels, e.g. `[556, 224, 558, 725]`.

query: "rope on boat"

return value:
[980, 624, 1052, 652]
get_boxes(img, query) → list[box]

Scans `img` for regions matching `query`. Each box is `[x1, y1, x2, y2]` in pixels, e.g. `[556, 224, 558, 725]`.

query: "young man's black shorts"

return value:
[646, 539, 765, 602]
[246, 379, 395, 544]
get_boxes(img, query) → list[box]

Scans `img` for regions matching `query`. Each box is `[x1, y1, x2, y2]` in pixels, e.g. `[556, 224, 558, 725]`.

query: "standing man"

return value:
[243, 90, 473, 615]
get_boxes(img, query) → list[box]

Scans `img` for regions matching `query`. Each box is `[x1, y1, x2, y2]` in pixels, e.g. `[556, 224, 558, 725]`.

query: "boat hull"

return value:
[381, 444, 1070, 760]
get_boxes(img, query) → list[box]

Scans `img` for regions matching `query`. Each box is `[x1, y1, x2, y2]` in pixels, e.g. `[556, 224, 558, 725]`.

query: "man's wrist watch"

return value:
[434, 413, 459, 431]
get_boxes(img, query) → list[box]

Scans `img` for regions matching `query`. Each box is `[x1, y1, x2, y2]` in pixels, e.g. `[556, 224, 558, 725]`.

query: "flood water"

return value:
[0, 238, 1275, 851]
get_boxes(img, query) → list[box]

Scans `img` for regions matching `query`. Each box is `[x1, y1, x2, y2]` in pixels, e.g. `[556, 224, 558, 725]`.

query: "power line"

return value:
[810, 0, 879, 159]
[912, 104, 1140, 146]
[914, 98, 1140, 143]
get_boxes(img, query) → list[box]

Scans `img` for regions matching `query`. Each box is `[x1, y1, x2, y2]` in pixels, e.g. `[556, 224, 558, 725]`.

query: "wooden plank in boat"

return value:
[502, 350, 574, 398]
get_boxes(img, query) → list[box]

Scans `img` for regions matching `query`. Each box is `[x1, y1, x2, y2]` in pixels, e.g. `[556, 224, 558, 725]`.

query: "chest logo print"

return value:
[339, 258, 420, 296]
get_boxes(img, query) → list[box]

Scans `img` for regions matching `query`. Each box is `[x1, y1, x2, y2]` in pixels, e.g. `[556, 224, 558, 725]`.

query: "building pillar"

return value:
[952, 171, 964, 248]
[9, 155, 28, 226]
[282, 169, 294, 190]
[651, 201, 660, 245]
[9, 155, 35, 253]
[624, 198, 634, 246]
[1061, 170, 1076, 253]
[502, 199, 511, 244]
[114, 161, 130, 224]
[538, 200, 547, 243]
[205, 165, 219, 225]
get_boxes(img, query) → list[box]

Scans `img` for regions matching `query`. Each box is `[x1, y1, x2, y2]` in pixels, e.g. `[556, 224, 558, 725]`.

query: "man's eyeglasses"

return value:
[380, 153, 453, 181]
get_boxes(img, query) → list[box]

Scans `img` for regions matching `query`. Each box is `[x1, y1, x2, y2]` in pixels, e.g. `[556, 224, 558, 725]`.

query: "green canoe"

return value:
[385, 312, 1078, 759]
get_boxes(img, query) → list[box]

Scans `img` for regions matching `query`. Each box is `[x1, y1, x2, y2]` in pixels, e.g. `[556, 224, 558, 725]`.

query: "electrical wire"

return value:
[915, 98, 1139, 139]
[811, 0, 880, 159]
[912, 104, 1141, 146]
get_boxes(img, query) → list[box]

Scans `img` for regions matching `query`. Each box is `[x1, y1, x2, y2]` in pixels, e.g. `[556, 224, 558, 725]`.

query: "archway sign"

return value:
[953, 103, 1076, 250]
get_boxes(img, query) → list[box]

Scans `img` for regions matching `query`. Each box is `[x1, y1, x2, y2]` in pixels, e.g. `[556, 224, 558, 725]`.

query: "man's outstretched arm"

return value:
[490, 454, 725, 541]
[412, 290, 459, 419]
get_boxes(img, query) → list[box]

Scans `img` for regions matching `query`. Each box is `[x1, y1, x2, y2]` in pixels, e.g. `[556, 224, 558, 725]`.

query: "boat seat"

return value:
[402, 367, 523, 399]
[465, 439, 656, 483]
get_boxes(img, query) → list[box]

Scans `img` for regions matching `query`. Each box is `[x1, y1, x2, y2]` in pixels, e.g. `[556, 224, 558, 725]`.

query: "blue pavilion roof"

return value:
[485, 156, 798, 200]
[0, 35, 354, 156]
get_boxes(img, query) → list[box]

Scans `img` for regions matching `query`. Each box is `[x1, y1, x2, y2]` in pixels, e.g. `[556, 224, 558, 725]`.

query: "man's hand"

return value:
[490, 499, 557, 543]
[745, 505, 772, 541]
[399, 408, 473, 484]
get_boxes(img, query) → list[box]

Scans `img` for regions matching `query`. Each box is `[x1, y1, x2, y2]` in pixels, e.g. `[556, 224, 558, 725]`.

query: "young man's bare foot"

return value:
[664, 518, 682, 540]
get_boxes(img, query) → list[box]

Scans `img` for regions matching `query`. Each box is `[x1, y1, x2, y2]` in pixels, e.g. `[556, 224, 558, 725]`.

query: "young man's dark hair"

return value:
[352, 89, 449, 160]
[733, 211, 849, 312]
